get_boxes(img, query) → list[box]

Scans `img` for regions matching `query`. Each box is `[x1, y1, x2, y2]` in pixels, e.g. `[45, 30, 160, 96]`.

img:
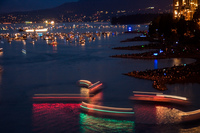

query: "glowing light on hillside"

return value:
[51, 21, 55, 25]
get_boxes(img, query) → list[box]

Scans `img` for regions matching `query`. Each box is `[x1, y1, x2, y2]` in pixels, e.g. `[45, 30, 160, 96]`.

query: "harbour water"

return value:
[0, 22, 199, 133]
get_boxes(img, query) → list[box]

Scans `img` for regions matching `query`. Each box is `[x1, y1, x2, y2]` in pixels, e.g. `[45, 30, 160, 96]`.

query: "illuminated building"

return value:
[173, 0, 199, 20]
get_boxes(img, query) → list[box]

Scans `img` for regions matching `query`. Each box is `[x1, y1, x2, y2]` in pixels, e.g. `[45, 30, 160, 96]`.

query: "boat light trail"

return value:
[133, 91, 163, 95]
[82, 102, 133, 111]
[156, 94, 187, 100]
[80, 105, 134, 114]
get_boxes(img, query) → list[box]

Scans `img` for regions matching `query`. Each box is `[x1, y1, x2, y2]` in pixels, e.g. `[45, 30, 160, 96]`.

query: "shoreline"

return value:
[111, 36, 200, 91]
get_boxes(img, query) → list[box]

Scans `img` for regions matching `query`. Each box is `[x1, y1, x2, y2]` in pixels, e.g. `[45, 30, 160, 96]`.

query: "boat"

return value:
[49, 41, 58, 45]
[129, 91, 190, 105]
[80, 102, 134, 117]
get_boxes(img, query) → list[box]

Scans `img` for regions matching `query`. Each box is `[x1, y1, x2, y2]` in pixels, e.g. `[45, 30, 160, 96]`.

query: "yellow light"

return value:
[35, 28, 48, 32]
[51, 21, 54, 24]
[179, 109, 200, 116]
[25, 29, 34, 32]
[156, 94, 187, 100]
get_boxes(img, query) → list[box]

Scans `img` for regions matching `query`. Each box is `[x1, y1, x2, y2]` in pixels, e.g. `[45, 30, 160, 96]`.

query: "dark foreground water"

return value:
[0, 23, 199, 133]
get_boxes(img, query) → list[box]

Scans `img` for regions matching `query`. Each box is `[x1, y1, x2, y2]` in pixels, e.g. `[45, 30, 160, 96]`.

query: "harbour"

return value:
[0, 22, 199, 132]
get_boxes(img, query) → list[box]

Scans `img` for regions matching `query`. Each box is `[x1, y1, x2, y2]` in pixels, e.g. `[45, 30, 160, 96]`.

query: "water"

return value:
[0, 22, 199, 133]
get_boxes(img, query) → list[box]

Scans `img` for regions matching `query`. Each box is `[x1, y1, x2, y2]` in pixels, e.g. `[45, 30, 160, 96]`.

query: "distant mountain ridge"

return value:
[0, 0, 172, 23]
[53, 0, 171, 14]
[1, 0, 171, 15]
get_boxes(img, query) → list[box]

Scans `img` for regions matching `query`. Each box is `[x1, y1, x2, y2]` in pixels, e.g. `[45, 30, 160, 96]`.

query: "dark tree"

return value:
[190, 6, 200, 44]
[148, 16, 160, 37]
[158, 14, 173, 37]
[176, 16, 187, 41]
[148, 14, 174, 38]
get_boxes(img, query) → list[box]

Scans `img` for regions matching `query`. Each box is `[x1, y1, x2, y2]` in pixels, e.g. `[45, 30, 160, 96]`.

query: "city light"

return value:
[173, 0, 198, 20]
[35, 28, 48, 32]
[128, 26, 132, 32]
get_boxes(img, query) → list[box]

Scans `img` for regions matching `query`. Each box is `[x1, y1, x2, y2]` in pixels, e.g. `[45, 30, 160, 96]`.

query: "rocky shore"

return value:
[125, 61, 200, 90]
[112, 43, 163, 50]
[120, 36, 160, 42]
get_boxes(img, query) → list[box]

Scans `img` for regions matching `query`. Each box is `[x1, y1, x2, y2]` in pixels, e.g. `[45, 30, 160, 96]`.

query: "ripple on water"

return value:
[133, 103, 183, 124]
[32, 103, 81, 133]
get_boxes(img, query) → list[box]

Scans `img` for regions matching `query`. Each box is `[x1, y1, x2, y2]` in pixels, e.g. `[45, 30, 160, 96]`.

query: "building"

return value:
[173, 0, 199, 20]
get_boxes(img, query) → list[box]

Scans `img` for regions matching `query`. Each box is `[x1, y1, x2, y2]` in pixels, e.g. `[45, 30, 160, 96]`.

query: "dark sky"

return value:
[0, 0, 79, 13]
[0, 0, 180, 13]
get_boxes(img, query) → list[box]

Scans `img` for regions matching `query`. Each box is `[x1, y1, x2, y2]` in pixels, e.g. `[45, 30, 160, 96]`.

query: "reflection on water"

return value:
[180, 123, 200, 133]
[0, 66, 3, 102]
[32, 102, 135, 133]
[173, 58, 182, 66]
[89, 91, 103, 105]
[154, 59, 158, 69]
[155, 106, 182, 124]
[80, 113, 135, 133]
[32, 103, 81, 133]
[0, 67, 3, 85]
[0, 51, 3, 57]
[1, 23, 200, 132]
[134, 103, 157, 124]
[52, 45, 57, 53]
[133, 103, 183, 124]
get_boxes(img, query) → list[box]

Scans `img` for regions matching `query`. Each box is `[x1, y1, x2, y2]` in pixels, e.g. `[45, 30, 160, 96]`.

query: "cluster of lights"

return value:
[173, 0, 198, 20]
[44, 20, 55, 25]
[25, 28, 48, 32]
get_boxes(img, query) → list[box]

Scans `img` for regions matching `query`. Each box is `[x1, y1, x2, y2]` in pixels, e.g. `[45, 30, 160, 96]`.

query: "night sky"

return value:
[0, 0, 176, 13]
[0, 0, 79, 13]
